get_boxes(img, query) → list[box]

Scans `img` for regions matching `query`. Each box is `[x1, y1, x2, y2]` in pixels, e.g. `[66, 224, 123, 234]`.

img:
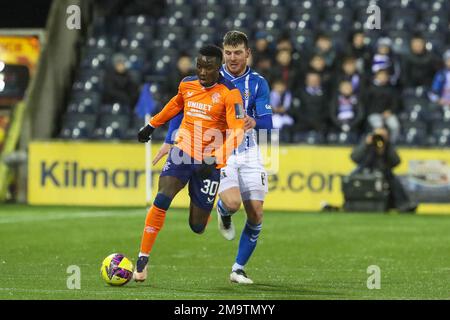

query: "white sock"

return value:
[138, 252, 149, 258]
[232, 263, 244, 272]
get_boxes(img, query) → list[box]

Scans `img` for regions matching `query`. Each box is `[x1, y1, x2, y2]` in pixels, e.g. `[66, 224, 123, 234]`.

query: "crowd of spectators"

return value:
[61, 0, 450, 146]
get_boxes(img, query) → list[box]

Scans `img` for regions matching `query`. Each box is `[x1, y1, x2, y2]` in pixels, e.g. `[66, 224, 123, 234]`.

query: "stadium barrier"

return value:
[27, 142, 450, 214]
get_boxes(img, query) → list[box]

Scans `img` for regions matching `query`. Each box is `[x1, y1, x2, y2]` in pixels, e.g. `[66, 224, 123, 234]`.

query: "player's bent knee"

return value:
[248, 211, 263, 225]
[189, 223, 206, 234]
[153, 193, 173, 211]
[222, 199, 241, 213]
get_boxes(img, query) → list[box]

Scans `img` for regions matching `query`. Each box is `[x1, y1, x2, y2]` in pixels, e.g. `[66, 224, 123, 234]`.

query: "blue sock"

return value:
[235, 220, 262, 267]
[217, 199, 231, 217]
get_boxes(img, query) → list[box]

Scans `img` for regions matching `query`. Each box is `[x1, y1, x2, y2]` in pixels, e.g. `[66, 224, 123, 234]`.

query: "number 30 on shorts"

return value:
[200, 179, 219, 196]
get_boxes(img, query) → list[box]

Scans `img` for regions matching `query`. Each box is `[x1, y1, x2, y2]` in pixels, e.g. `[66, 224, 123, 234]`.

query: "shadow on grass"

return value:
[120, 282, 343, 298]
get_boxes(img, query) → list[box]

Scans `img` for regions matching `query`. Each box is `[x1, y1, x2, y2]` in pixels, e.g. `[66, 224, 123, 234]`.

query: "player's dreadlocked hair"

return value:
[223, 30, 249, 49]
[199, 44, 223, 64]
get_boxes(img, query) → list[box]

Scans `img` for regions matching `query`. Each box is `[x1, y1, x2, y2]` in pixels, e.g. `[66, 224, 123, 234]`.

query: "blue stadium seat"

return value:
[190, 26, 216, 39]
[191, 17, 217, 29]
[258, 5, 288, 21]
[292, 131, 326, 145]
[327, 131, 358, 145]
[124, 25, 154, 43]
[156, 24, 186, 41]
[166, 5, 193, 24]
[388, 31, 411, 55]
[99, 103, 131, 115]
[71, 78, 101, 94]
[226, 0, 254, 5]
[120, 48, 149, 72]
[227, 5, 255, 19]
[66, 100, 98, 115]
[192, 0, 222, 5]
[398, 122, 428, 146]
[222, 18, 253, 34]
[75, 72, 104, 92]
[70, 91, 101, 110]
[86, 36, 114, 50]
[98, 114, 130, 129]
[196, 5, 224, 20]
[80, 49, 112, 70]
[429, 121, 450, 147]
[60, 114, 97, 139]
[290, 29, 315, 51]
[124, 15, 154, 29]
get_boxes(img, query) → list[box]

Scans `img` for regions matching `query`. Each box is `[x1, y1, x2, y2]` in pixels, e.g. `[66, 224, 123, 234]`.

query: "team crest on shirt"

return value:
[243, 89, 250, 100]
[211, 92, 221, 104]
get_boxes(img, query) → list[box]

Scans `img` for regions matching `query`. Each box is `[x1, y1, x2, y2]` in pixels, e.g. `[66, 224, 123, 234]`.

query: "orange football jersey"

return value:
[149, 75, 245, 166]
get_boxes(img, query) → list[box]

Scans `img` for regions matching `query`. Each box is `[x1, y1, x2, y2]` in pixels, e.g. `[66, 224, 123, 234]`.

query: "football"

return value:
[100, 253, 134, 286]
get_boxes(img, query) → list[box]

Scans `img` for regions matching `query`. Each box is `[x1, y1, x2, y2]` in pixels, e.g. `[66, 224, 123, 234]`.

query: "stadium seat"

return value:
[99, 103, 131, 115]
[227, 5, 255, 19]
[398, 122, 428, 146]
[124, 15, 154, 28]
[93, 114, 131, 140]
[120, 48, 149, 72]
[74, 72, 104, 93]
[327, 131, 358, 145]
[156, 24, 186, 41]
[292, 131, 325, 145]
[124, 25, 154, 44]
[80, 49, 111, 70]
[290, 29, 315, 51]
[403, 96, 430, 112]
[389, 35, 411, 55]
[196, 5, 224, 21]
[71, 79, 100, 94]
[70, 92, 102, 110]
[166, 5, 193, 24]
[226, 0, 254, 5]
[66, 100, 98, 115]
[60, 114, 97, 139]
[86, 36, 114, 50]
[428, 121, 450, 147]
[192, 0, 222, 6]
[222, 18, 253, 34]
[258, 6, 288, 22]
[191, 17, 217, 29]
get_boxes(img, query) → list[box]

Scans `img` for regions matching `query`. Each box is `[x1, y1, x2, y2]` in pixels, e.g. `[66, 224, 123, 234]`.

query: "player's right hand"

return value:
[152, 143, 172, 165]
[138, 124, 155, 143]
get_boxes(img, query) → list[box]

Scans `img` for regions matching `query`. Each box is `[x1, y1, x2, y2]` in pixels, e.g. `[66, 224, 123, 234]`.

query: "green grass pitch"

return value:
[0, 205, 449, 300]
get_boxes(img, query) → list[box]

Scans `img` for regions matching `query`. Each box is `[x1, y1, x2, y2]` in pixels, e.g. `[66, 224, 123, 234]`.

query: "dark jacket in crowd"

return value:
[401, 51, 440, 88]
[363, 82, 399, 115]
[329, 94, 364, 132]
[102, 68, 139, 106]
[289, 86, 328, 133]
[268, 62, 301, 93]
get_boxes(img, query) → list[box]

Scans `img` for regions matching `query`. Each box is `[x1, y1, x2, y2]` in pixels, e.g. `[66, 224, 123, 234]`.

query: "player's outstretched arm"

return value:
[137, 86, 185, 143]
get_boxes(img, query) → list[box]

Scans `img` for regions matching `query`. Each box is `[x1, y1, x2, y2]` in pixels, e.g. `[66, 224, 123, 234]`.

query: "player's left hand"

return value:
[138, 124, 155, 143]
[197, 156, 217, 179]
[243, 115, 256, 131]
[153, 143, 172, 165]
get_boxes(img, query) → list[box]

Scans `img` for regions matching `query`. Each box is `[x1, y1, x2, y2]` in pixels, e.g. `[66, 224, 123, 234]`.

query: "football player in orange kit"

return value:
[134, 45, 245, 282]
